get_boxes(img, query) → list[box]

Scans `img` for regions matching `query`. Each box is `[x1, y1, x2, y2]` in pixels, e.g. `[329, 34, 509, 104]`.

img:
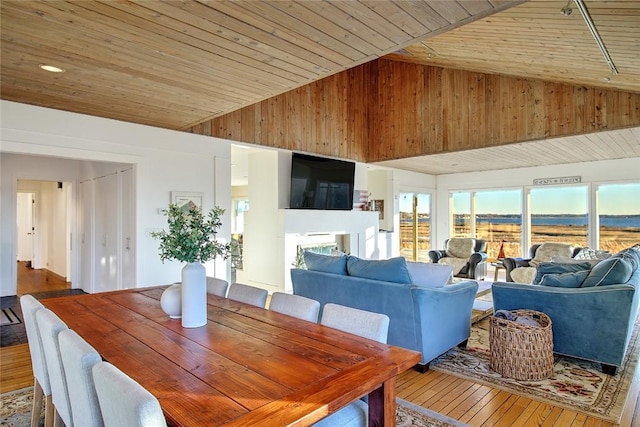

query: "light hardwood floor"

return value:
[2, 342, 639, 426]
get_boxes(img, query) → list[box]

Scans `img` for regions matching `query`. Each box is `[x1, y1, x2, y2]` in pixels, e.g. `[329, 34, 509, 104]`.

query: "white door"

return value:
[79, 180, 94, 293]
[94, 174, 118, 292]
[120, 168, 135, 289]
[16, 192, 34, 262]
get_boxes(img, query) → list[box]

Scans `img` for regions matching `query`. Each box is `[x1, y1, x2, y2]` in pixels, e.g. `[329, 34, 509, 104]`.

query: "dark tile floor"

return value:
[0, 289, 86, 347]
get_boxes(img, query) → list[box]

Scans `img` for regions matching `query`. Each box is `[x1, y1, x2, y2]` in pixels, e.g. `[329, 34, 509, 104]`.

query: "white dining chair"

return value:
[206, 276, 229, 297]
[59, 329, 104, 427]
[35, 308, 73, 427]
[92, 361, 167, 427]
[227, 283, 268, 308]
[313, 303, 391, 427]
[19, 295, 55, 427]
[320, 303, 390, 344]
[269, 292, 320, 322]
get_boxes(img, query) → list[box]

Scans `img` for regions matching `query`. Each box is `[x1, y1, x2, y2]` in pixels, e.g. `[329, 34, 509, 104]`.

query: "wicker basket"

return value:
[489, 310, 554, 381]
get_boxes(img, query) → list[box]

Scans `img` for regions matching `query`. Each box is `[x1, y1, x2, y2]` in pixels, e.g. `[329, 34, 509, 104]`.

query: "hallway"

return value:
[16, 261, 70, 296]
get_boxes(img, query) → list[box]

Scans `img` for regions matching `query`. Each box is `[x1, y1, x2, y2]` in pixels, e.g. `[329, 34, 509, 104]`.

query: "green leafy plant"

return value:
[151, 204, 231, 263]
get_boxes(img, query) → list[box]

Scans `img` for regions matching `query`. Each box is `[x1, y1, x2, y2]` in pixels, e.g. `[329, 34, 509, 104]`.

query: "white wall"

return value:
[238, 150, 379, 293]
[433, 158, 640, 251]
[1, 100, 232, 297]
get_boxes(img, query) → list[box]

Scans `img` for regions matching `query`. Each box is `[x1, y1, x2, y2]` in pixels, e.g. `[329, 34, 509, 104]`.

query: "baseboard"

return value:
[44, 268, 68, 283]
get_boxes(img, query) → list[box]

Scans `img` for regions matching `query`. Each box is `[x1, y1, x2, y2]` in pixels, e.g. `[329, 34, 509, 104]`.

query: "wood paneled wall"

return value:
[188, 59, 640, 163]
[190, 63, 374, 162]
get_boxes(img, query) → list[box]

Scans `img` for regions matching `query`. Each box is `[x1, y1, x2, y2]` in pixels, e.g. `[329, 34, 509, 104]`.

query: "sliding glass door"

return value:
[399, 193, 431, 262]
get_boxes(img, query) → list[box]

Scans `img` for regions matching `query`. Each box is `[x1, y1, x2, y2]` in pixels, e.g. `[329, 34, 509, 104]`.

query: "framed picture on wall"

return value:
[171, 191, 203, 210]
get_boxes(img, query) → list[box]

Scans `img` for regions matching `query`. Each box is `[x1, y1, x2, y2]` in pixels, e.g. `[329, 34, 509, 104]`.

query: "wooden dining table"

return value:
[42, 287, 421, 426]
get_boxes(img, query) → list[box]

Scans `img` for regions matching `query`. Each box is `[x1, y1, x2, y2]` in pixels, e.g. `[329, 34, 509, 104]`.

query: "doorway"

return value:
[16, 180, 72, 295]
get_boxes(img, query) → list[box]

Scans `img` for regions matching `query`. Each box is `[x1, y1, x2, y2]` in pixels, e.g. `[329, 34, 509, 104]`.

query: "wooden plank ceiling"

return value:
[373, 126, 640, 175]
[0, 0, 518, 130]
[385, 0, 640, 94]
[2, 0, 640, 176]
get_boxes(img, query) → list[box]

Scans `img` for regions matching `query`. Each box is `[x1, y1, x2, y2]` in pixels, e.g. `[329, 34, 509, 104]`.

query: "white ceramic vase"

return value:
[160, 283, 182, 319]
[181, 262, 208, 328]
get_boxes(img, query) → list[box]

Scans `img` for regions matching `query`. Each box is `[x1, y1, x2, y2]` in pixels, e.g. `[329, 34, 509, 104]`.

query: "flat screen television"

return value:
[289, 153, 355, 210]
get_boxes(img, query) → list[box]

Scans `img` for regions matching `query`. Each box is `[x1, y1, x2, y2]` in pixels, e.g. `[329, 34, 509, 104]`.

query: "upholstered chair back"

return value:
[36, 308, 73, 426]
[92, 362, 167, 427]
[59, 329, 104, 427]
[20, 295, 55, 427]
[227, 283, 268, 308]
[206, 277, 229, 297]
[321, 303, 390, 344]
[444, 238, 476, 259]
[269, 292, 320, 322]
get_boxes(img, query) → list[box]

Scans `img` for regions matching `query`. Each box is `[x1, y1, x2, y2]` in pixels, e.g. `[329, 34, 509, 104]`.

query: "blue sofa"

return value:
[291, 252, 479, 371]
[492, 246, 640, 375]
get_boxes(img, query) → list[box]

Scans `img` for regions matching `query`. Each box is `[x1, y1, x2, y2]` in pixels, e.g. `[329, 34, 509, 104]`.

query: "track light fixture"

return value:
[562, 0, 618, 80]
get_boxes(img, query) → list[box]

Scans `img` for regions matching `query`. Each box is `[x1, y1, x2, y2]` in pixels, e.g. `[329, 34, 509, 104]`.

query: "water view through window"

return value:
[529, 186, 588, 248]
[450, 182, 639, 259]
[598, 183, 640, 254]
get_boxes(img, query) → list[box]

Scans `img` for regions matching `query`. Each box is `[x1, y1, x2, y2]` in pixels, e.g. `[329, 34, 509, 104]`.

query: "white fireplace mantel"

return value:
[280, 209, 380, 292]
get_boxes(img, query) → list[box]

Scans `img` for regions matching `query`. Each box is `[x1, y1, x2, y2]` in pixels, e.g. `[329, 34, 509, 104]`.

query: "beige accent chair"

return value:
[503, 243, 581, 283]
[428, 238, 488, 279]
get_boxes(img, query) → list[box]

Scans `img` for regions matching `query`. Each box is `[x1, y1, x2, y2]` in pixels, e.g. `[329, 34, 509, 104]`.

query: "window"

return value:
[399, 193, 431, 262]
[528, 185, 588, 248]
[451, 192, 471, 237]
[597, 183, 640, 254]
[475, 189, 522, 260]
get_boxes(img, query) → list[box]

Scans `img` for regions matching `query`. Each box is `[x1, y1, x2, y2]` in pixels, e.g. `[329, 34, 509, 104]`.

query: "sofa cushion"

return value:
[406, 262, 453, 288]
[510, 266, 537, 284]
[303, 251, 348, 275]
[437, 257, 469, 276]
[529, 243, 575, 267]
[445, 238, 475, 259]
[346, 256, 412, 284]
[581, 254, 634, 288]
[532, 262, 593, 286]
[539, 269, 590, 288]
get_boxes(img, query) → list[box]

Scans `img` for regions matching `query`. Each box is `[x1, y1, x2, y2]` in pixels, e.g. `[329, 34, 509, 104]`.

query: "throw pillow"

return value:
[532, 261, 593, 286]
[406, 262, 453, 288]
[445, 238, 475, 259]
[581, 256, 634, 287]
[575, 247, 611, 260]
[346, 256, 412, 284]
[539, 269, 590, 288]
[303, 251, 348, 275]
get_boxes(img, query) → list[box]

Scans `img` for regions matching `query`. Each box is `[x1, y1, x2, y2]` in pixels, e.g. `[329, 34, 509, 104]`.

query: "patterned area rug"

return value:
[1, 387, 466, 427]
[431, 316, 639, 423]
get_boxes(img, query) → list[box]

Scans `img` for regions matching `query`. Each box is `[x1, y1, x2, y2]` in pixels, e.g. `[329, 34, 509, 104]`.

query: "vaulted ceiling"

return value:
[2, 0, 639, 176]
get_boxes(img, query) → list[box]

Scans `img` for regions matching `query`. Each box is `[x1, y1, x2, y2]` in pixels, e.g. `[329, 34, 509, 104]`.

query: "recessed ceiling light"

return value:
[39, 64, 65, 73]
